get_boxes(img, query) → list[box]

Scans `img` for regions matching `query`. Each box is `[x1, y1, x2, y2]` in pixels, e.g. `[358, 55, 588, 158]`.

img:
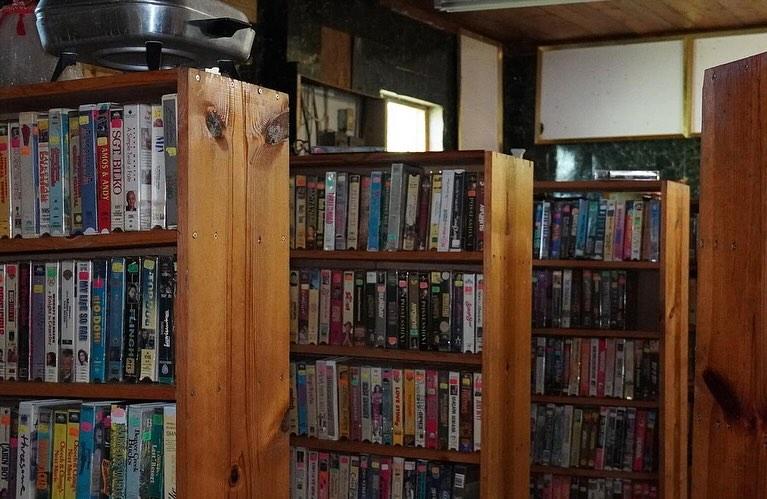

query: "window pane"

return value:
[386, 101, 427, 152]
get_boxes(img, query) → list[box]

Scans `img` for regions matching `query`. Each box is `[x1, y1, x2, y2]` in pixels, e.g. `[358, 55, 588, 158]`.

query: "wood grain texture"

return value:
[290, 344, 482, 366]
[0, 230, 176, 255]
[0, 382, 174, 400]
[290, 436, 481, 464]
[694, 52, 767, 498]
[481, 152, 532, 498]
[533, 259, 660, 270]
[290, 249, 483, 264]
[0, 69, 178, 113]
[660, 181, 689, 499]
[176, 69, 289, 498]
[530, 465, 657, 481]
[401, 0, 767, 45]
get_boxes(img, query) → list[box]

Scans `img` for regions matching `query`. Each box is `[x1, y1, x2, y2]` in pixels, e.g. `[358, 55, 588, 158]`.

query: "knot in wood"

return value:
[206, 106, 224, 138]
[266, 111, 290, 145]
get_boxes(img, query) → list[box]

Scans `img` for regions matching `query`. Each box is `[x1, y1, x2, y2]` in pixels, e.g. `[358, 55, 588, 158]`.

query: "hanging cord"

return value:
[0, 0, 36, 36]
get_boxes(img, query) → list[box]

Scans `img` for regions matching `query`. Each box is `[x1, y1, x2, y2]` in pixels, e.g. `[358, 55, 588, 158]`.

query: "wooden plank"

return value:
[290, 436, 481, 464]
[531, 394, 659, 409]
[530, 465, 658, 481]
[0, 382, 174, 400]
[693, 52, 767, 498]
[291, 150, 486, 168]
[177, 70, 289, 498]
[481, 152, 532, 498]
[533, 259, 660, 270]
[0, 229, 176, 255]
[660, 180, 689, 499]
[0, 69, 179, 113]
[534, 180, 663, 193]
[290, 250, 483, 264]
[320, 27, 352, 90]
[237, 79, 290, 499]
[532, 328, 662, 339]
[290, 344, 482, 366]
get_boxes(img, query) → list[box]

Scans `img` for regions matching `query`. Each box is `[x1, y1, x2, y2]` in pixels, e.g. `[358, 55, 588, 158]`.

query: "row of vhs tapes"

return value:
[289, 360, 481, 453]
[0, 399, 175, 499]
[530, 474, 657, 499]
[0, 95, 178, 238]
[291, 167, 485, 253]
[290, 269, 484, 354]
[291, 448, 478, 499]
[0, 256, 175, 384]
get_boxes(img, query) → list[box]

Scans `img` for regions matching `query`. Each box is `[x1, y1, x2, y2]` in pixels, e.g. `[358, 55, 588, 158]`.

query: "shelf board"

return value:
[533, 259, 660, 270]
[531, 395, 659, 408]
[291, 344, 482, 366]
[0, 70, 180, 113]
[534, 180, 663, 193]
[290, 150, 487, 168]
[530, 465, 657, 481]
[290, 436, 480, 464]
[0, 230, 177, 256]
[533, 329, 662, 339]
[0, 382, 175, 401]
[291, 250, 483, 264]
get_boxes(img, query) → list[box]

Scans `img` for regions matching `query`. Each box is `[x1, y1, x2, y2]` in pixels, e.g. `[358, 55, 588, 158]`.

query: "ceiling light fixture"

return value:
[434, 0, 603, 12]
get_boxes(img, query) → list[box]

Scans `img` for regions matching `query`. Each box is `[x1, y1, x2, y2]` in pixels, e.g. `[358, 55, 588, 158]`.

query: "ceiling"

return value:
[391, 0, 767, 48]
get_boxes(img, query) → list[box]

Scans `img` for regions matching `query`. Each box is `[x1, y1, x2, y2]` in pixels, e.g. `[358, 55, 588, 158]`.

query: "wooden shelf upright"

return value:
[694, 52, 767, 498]
[532, 180, 689, 499]
[289, 150, 533, 498]
[0, 69, 290, 498]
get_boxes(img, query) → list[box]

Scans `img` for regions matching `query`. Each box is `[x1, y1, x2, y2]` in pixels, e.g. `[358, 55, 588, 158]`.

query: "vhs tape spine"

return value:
[158, 256, 175, 385]
[59, 261, 76, 383]
[37, 115, 51, 236]
[44, 262, 59, 382]
[108, 258, 126, 382]
[78, 105, 98, 234]
[110, 106, 125, 231]
[96, 103, 113, 233]
[162, 94, 178, 229]
[150, 104, 166, 229]
[75, 260, 92, 383]
[139, 257, 159, 382]
[90, 260, 108, 383]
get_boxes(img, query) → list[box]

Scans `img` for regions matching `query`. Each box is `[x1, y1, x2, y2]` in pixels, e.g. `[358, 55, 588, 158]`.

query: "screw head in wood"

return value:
[258, 87, 263, 94]
[195, 74, 201, 81]
[193, 231, 198, 239]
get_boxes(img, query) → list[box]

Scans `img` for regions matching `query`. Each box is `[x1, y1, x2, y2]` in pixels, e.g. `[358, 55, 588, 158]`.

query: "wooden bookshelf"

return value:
[530, 465, 657, 481]
[0, 69, 290, 498]
[290, 436, 481, 465]
[290, 344, 482, 366]
[532, 180, 689, 499]
[0, 229, 177, 255]
[289, 151, 532, 498]
[0, 382, 175, 401]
